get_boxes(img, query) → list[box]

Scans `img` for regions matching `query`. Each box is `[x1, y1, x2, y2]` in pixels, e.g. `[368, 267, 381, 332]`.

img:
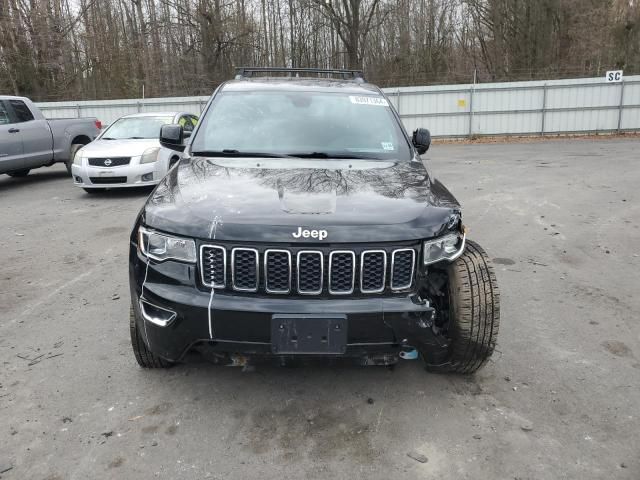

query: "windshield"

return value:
[102, 116, 174, 140]
[190, 91, 411, 160]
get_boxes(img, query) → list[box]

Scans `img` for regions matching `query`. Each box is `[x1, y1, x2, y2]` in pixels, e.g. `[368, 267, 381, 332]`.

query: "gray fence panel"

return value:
[35, 75, 640, 137]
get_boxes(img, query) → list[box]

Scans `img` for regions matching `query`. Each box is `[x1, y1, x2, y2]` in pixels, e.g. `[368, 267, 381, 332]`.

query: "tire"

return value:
[83, 188, 106, 194]
[130, 304, 172, 368]
[425, 240, 500, 374]
[6, 169, 30, 177]
[66, 144, 84, 176]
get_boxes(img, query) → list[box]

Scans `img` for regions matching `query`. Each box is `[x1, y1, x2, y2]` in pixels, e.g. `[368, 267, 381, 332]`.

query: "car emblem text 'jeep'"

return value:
[292, 227, 327, 240]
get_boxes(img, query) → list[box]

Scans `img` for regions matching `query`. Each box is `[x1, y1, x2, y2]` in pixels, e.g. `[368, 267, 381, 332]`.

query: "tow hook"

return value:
[399, 346, 418, 360]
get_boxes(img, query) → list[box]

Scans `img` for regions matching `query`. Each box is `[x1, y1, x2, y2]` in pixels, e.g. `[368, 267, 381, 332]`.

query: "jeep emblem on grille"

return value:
[104, 158, 112, 166]
[292, 227, 327, 240]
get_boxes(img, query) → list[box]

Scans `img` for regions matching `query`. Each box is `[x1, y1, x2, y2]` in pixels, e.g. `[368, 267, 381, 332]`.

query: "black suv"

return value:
[129, 67, 500, 373]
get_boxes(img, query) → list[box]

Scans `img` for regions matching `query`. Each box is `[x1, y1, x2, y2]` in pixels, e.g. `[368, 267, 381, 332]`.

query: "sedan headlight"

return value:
[73, 150, 83, 165]
[423, 232, 466, 265]
[138, 226, 196, 263]
[140, 147, 160, 164]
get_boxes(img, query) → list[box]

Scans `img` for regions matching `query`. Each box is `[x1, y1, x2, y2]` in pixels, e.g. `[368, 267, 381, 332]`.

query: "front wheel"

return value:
[66, 144, 84, 176]
[130, 304, 173, 368]
[424, 240, 500, 374]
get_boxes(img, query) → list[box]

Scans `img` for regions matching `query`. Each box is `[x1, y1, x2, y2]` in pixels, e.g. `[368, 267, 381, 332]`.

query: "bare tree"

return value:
[0, 0, 637, 100]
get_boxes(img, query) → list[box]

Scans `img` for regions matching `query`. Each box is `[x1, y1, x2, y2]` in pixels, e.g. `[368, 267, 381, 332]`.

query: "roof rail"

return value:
[234, 67, 366, 82]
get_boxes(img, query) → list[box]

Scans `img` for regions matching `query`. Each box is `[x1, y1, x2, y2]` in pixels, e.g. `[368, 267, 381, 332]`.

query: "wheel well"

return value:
[421, 266, 452, 331]
[72, 135, 91, 146]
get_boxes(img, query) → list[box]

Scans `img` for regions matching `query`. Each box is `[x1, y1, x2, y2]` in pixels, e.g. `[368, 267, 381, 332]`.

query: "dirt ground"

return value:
[1, 139, 639, 479]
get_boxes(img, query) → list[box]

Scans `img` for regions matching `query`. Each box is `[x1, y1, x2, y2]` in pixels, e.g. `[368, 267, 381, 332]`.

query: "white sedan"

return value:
[71, 112, 198, 193]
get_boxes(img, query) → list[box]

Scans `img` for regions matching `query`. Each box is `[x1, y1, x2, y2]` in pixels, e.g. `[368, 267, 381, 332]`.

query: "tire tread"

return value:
[427, 240, 500, 374]
[130, 304, 172, 368]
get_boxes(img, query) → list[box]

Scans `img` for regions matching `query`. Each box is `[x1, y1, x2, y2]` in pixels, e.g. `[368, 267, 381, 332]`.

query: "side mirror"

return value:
[412, 128, 431, 154]
[160, 124, 185, 152]
[183, 130, 192, 139]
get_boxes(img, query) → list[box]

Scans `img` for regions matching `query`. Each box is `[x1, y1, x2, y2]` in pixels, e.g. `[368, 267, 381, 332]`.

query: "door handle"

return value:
[8, 128, 20, 133]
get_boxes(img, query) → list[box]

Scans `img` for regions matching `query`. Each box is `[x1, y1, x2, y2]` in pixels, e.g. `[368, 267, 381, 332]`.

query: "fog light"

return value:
[139, 299, 176, 327]
[74, 176, 83, 183]
[141, 173, 154, 182]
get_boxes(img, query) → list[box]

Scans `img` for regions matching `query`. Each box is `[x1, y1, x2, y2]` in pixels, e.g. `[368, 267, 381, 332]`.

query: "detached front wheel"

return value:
[130, 304, 173, 368]
[425, 240, 500, 374]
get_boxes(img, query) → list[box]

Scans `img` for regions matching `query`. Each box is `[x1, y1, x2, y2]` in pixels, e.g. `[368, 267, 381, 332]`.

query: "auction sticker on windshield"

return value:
[349, 96, 389, 107]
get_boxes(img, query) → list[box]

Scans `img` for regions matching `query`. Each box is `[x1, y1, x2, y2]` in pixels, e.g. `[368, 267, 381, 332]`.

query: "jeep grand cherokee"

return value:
[128, 67, 500, 373]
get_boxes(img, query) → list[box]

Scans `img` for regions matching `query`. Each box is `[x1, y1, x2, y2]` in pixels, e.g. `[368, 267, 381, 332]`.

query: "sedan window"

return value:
[101, 116, 174, 139]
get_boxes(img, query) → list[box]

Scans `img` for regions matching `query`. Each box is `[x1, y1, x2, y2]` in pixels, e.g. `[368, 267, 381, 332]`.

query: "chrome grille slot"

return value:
[232, 248, 259, 292]
[297, 251, 323, 295]
[265, 249, 291, 294]
[360, 250, 386, 293]
[200, 245, 226, 288]
[329, 251, 355, 294]
[199, 244, 418, 294]
[391, 249, 415, 290]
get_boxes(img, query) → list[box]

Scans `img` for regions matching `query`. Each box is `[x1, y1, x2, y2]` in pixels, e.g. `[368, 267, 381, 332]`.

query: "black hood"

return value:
[141, 157, 461, 243]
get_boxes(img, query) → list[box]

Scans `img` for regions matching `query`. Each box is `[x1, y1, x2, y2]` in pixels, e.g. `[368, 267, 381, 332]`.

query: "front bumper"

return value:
[72, 161, 161, 188]
[130, 247, 450, 364]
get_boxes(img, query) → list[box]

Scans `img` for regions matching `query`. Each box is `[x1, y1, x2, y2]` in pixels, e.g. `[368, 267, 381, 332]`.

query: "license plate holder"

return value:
[271, 314, 347, 354]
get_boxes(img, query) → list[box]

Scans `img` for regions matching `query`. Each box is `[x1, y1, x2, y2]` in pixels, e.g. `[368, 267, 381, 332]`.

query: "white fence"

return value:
[36, 75, 640, 138]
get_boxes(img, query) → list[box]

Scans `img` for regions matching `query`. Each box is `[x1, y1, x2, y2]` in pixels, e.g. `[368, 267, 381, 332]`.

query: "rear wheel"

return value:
[66, 144, 84, 176]
[83, 188, 106, 194]
[424, 240, 500, 374]
[7, 169, 30, 177]
[130, 304, 173, 368]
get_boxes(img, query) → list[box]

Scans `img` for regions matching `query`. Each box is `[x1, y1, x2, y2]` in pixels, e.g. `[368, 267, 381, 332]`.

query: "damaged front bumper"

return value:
[130, 248, 450, 365]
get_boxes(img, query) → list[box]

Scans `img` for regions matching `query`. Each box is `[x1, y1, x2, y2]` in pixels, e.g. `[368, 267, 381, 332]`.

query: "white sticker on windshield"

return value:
[381, 142, 394, 151]
[349, 96, 389, 107]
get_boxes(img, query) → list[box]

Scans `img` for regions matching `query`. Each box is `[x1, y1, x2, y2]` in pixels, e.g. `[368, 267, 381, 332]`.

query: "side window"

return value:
[8, 100, 35, 122]
[0, 102, 12, 125]
[180, 115, 194, 132]
[178, 115, 193, 132]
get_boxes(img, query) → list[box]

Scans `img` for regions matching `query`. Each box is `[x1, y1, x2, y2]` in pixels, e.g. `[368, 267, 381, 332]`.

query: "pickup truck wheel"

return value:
[66, 144, 83, 176]
[423, 240, 500, 374]
[6, 169, 30, 177]
[130, 304, 173, 368]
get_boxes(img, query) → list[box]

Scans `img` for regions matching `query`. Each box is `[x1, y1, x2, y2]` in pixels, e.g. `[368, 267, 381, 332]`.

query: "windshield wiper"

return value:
[286, 151, 381, 160]
[191, 149, 287, 158]
[101, 137, 116, 140]
[125, 136, 146, 139]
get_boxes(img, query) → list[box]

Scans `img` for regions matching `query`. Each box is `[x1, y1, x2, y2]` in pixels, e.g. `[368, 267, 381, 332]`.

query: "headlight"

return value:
[140, 147, 160, 164]
[423, 232, 466, 265]
[138, 226, 196, 263]
[73, 150, 83, 165]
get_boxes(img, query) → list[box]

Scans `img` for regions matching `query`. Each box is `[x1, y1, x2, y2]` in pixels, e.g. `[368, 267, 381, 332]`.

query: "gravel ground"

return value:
[1, 139, 639, 480]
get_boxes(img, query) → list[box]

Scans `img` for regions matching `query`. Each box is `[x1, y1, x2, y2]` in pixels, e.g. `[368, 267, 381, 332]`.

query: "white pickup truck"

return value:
[0, 96, 101, 177]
